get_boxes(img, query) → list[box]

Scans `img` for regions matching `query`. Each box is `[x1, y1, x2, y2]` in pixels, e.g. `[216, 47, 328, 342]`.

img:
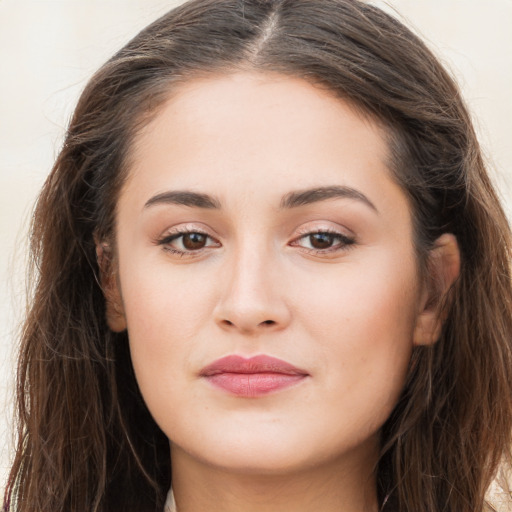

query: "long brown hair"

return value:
[4, 1, 512, 511]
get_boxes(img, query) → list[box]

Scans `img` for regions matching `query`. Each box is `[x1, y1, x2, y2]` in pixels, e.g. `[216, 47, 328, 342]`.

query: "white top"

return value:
[164, 488, 177, 512]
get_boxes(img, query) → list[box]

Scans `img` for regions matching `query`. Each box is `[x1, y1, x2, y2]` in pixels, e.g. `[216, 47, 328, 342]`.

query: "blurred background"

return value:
[1, 0, 511, 501]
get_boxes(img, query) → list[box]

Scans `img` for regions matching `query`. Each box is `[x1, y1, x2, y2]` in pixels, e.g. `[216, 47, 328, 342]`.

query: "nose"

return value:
[213, 247, 291, 335]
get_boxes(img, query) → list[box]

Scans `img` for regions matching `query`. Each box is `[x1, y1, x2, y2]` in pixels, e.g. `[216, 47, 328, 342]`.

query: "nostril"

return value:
[217, 318, 277, 330]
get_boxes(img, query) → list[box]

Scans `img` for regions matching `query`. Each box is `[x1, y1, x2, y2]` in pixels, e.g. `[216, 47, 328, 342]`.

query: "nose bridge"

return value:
[214, 234, 290, 333]
[230, 242, 271, 302]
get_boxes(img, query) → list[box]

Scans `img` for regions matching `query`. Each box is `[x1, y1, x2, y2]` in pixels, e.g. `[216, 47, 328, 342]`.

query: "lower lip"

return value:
[205, 372, 307, 397]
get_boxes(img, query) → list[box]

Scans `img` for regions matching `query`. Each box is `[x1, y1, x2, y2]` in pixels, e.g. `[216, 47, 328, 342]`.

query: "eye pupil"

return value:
[183, 233, 207, 250]
[310, 233, 334, 249]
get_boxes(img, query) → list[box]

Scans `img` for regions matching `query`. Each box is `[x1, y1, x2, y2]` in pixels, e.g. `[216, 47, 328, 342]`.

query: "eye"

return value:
[158, 230, 220, 255]
[177, 232, 209, 250]
[291, 230, 355, 254]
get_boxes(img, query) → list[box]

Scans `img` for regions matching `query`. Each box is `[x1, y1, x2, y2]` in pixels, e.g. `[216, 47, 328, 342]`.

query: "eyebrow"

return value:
[144, 185, 377, 212]
[144, 190, 221, 209]
[279, 185, 377, 212]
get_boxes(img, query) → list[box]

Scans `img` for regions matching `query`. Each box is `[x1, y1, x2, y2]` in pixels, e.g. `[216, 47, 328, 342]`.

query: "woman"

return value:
[4, 0, 512, 511]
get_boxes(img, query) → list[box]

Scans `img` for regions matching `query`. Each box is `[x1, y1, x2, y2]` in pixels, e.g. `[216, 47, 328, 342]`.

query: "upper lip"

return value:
[200, 355, 309, 376]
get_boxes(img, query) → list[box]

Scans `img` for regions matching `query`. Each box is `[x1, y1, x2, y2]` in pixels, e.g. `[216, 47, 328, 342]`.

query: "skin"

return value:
[102, 72, 459, 512]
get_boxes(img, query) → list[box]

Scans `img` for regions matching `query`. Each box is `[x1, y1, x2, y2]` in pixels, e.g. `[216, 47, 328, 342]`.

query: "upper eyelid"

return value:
[156, 223, 355, 245]
[293, 224, 355, 240]
[295, 226, 345, 235]
[166, 227, 211, 237]
[291, 231, 355, 246]
[158, 223, 217, 239]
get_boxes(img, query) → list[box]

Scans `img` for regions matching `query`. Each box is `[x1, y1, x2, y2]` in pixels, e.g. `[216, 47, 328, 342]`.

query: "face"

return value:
[109, 72, 431, 477]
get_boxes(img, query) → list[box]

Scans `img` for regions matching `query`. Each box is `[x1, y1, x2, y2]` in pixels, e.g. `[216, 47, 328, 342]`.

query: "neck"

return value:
[169, 442, 379, 512]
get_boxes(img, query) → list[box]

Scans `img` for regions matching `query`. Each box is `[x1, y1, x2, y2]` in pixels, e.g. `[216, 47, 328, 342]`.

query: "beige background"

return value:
[1, 0, 511, 502]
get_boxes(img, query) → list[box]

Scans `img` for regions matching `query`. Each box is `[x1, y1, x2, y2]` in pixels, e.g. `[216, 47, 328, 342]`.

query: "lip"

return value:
[200, 355, 309, 397]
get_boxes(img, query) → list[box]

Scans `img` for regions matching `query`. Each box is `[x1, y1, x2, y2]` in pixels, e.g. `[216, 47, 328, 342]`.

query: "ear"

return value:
[413, 233, 460, 346]
[95, 241, 127, 332]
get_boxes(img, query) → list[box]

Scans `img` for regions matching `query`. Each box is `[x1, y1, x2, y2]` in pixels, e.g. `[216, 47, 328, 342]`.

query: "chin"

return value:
[170, 421, 379, 477]
[188, 446, 318, 476]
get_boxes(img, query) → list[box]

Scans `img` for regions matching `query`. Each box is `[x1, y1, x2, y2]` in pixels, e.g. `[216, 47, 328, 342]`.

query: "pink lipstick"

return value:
[200, 355, 309, 397]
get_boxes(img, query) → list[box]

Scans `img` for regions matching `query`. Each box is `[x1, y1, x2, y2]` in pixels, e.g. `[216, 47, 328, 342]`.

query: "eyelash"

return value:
[290, 228, 356, 255]
[156, 228, 355, 257]
[157, 228, 219, 257]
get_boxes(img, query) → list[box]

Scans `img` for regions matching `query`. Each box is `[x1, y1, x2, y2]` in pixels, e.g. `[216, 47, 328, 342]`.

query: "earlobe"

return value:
[95, 242, 127, 332]
[413, 233, 460, 346]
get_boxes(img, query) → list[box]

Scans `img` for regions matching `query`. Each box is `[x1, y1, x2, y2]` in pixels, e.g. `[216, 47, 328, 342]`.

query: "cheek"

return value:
[116, 257, 216, 399]
[297, 243, 419, 340]
[120, 274, 211, 438]
[121, 256, 214, 337]
[295, 249, 418, 414]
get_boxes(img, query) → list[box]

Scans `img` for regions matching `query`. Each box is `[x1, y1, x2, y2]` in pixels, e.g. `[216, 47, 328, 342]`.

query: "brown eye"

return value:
[159, 230, 220, 255]
[291, 230, 355, 254]
[309, 233, 336, 249]
[182, 232, 208, 250]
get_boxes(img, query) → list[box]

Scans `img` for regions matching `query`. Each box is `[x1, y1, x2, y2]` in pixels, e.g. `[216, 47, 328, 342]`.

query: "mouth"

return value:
[199, 354, 309, 398]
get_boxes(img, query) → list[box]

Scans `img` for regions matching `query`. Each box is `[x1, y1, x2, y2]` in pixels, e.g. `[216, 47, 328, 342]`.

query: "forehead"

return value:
[136, 72, 385, 144]
[127, 72, 392, 191]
